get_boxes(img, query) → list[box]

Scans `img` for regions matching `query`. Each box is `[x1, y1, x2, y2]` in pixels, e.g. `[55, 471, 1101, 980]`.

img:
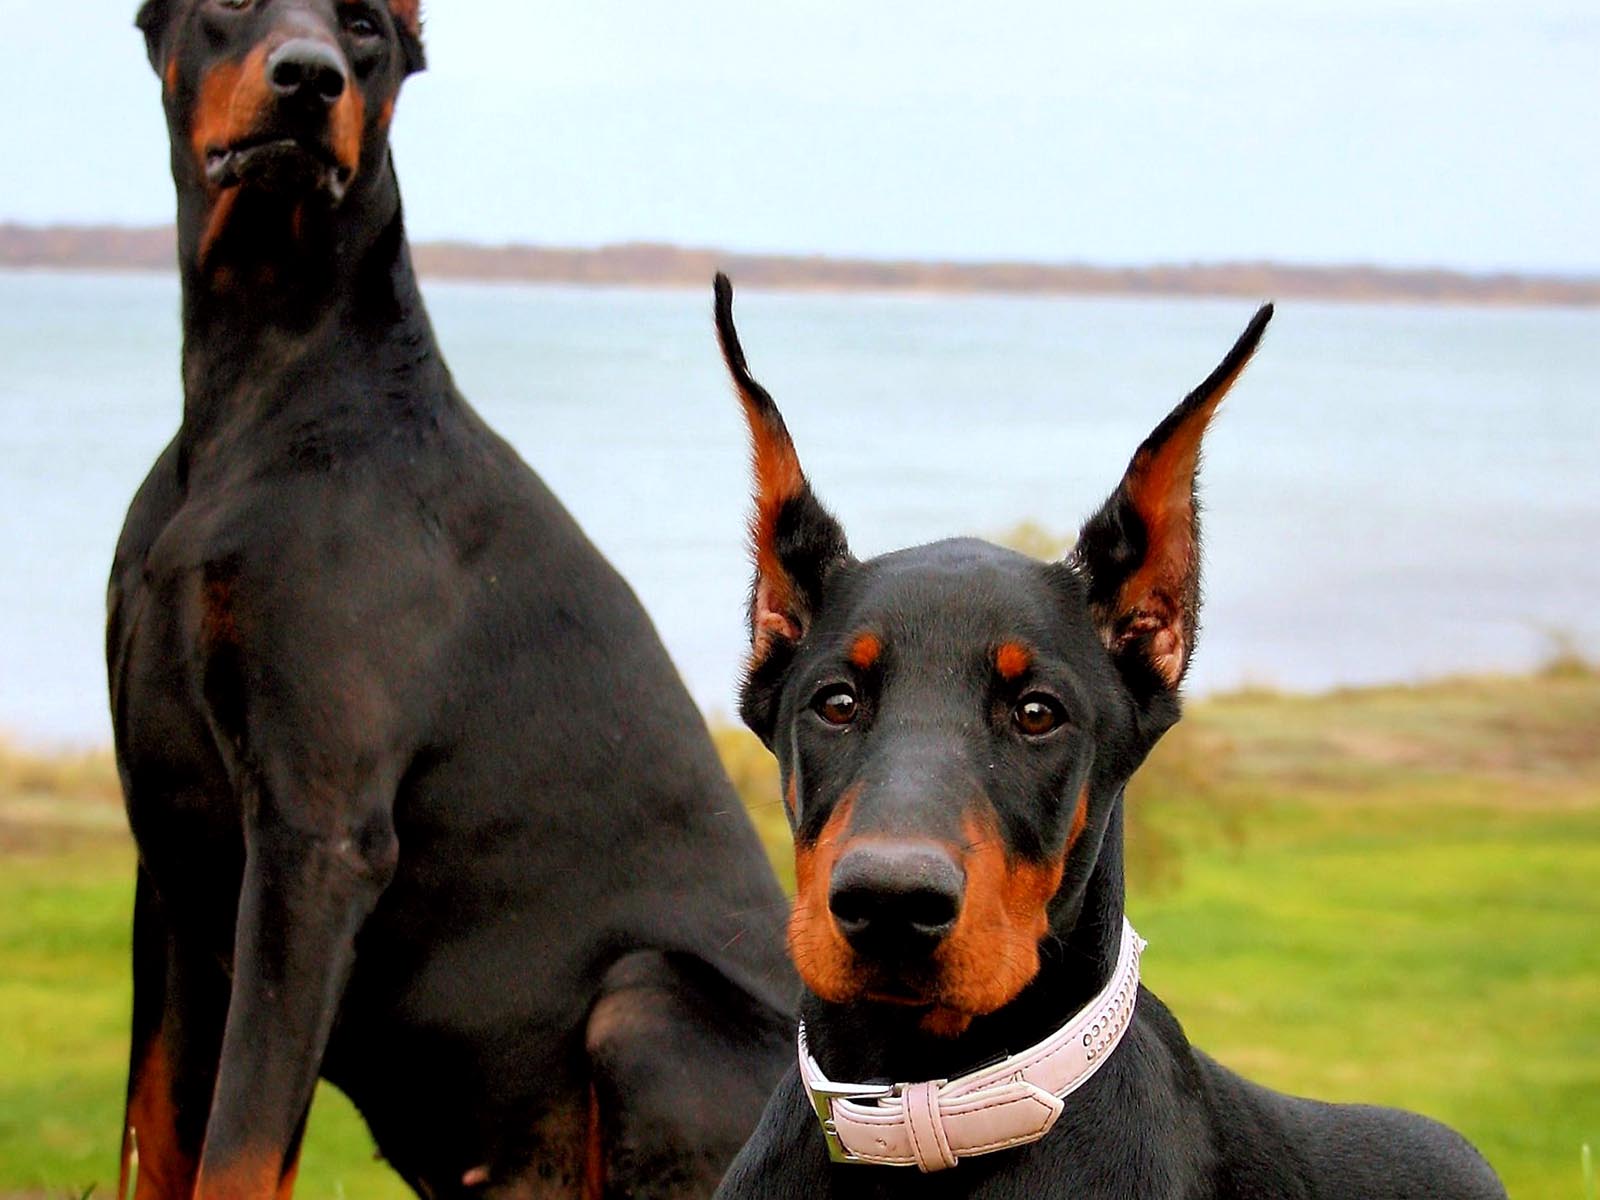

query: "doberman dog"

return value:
[108, 8, 795, 1198]
[707, 276, 1507, 1199]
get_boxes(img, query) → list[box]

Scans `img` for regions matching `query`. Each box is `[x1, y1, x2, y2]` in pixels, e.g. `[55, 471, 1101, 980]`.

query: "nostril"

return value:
[901, 886, 960, 935]
[270, 58, 304, 93]
[828, 886, 873, 933]
[311, 63, 346, 100]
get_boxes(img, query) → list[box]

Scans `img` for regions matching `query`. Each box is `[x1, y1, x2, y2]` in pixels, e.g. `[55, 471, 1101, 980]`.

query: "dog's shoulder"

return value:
[1191, 1046, 1507, 1199]
[112, 435, 183, 572]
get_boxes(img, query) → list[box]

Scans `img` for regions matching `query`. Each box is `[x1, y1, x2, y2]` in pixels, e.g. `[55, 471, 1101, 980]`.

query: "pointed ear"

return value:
[714, 275, 851, 720]
[134, 0, 171, 73]
[389, 1, 427, 73]
[1073, 303, 1273, 695]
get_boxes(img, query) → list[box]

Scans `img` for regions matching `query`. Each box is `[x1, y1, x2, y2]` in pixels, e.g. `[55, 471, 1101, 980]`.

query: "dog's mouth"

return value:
[864, 988, 933, 1008]
[860, 978, 984, 1038]
[204, 136, 353, 202]
[856, 964, 942, 1010]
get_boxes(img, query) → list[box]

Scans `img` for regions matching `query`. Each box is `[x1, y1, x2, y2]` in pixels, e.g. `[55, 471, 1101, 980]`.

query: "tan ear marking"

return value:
[714, 274, 842, 662]
[388, 0, 422, 37]
[1079, 303, 1273, 691]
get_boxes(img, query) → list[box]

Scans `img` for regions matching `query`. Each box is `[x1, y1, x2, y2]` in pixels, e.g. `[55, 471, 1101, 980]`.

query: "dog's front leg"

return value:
[192, 762, 398, 1200]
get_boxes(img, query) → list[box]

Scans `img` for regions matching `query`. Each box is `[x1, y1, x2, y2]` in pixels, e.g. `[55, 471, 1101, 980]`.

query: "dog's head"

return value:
[135, 0, 424, 263]
[714, 276, 1271, 1037]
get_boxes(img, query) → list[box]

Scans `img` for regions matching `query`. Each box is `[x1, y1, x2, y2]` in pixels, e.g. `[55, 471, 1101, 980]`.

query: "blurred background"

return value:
[1, 1, 1596, 1197]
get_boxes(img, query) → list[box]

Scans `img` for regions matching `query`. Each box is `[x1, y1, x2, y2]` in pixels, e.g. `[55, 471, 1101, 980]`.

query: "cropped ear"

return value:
[714, 275, 851, 734]
[389, 1, 427, 73]
[134, 0, 170, 72]
[1073, 303, 1273, 695]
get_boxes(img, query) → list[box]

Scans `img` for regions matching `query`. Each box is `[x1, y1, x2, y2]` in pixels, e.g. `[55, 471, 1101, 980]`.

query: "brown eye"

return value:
[814, 687, 858, 726]
[343, 10, 382, 38]
[1013, 695, 1063, 737]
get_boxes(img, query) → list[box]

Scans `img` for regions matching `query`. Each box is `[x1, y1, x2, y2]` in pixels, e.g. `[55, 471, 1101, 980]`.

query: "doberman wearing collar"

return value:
[708, 276, 1506, 1198]
[108, 7, 795, 1198]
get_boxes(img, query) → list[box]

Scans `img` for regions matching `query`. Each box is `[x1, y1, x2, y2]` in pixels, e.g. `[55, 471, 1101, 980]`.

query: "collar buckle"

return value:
[805, 1079, 896, 1163]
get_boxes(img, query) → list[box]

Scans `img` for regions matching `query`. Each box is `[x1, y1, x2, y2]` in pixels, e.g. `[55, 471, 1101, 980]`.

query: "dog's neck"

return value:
[802, 796, 1129, 1086]
[173, 155, 446, 458]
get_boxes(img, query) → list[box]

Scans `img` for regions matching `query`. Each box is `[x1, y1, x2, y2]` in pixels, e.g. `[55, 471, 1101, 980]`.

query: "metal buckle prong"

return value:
[807, 1080, 895, 1163]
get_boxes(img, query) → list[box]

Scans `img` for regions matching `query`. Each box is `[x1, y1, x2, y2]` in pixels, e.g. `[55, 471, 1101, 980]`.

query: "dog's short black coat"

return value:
[109, 8, 794, 1198]
[707, 275, 1506, 1200]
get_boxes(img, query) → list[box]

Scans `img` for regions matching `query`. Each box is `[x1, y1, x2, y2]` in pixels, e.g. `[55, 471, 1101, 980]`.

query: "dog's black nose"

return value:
[267, 39, 348, 104]
[829, 842, 964, 958]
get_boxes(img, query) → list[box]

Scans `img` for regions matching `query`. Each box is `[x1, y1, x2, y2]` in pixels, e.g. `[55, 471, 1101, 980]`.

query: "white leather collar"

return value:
[798, 918, 1146, 1172]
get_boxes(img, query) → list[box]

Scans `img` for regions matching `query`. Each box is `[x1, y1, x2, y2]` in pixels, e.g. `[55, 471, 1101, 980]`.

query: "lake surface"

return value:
[2, 269, 1596, 746]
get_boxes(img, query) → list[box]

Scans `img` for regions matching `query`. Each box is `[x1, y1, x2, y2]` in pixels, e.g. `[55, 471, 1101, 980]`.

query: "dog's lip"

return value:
[204, 136, 353, 200]
[862, 984, 935, 1008]
[864, 993, 932, 1008]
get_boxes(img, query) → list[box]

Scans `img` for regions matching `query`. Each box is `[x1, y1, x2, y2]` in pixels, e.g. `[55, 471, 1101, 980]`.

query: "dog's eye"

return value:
[1013, 695, 1063, 738]
[813, 687, 859, 727]
[343, 11, 382, 38]
[212, 0, 252, 10]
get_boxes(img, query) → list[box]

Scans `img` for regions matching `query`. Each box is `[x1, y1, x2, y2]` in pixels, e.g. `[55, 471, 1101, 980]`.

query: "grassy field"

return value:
[2, 664, 1596, 1198]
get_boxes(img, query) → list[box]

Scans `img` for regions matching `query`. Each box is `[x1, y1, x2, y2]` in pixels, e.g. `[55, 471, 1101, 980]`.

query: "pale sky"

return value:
[1, 0, 1595, 272]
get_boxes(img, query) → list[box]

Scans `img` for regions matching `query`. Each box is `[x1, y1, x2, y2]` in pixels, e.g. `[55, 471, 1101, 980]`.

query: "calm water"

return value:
[2, 269, 1597, 746]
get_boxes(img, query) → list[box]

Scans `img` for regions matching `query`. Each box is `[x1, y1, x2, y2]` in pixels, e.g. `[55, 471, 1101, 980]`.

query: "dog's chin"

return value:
[205, 138, 354, 204]
[860, 991, 982, 1039]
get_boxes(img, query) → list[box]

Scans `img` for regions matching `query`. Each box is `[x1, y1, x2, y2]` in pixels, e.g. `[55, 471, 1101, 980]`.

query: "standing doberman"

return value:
[109, 7, 795, 1198]
[707, 276, 1506, 1199]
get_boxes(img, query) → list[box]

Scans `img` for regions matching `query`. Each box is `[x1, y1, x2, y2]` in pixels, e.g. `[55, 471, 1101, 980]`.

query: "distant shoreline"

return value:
[3, 222, 1597, 308]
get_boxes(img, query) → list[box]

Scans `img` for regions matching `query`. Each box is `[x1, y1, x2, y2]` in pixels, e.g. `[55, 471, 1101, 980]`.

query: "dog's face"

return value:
[756, 537, 1140, 1038]
[135, 0, 423, 258]
[714, 277, 1271, 1037]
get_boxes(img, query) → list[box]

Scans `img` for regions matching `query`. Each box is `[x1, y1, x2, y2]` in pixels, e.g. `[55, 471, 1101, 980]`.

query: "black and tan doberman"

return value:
[707, 275, 1505, 1199]
[109, 7, 794, 1197]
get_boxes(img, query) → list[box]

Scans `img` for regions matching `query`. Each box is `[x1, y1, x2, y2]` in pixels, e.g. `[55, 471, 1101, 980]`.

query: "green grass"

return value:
[2, 667, 1597, 1198]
